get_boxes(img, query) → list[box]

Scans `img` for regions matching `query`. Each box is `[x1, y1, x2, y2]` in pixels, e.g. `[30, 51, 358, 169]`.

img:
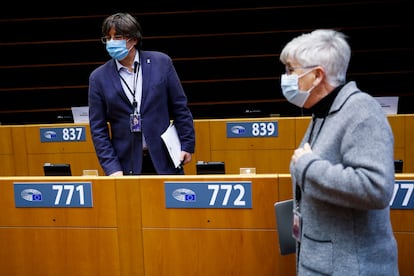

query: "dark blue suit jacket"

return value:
[88, 50, 195, 175]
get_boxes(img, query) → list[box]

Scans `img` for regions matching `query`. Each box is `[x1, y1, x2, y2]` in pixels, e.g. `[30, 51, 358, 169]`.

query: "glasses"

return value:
[101, 35, 128, 44]
[285, 65, 319, 74]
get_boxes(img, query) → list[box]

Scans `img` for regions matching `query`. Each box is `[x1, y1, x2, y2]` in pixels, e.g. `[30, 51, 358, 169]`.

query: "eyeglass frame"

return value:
[101, 34, 130, 44]
[285, 65, 319, 74]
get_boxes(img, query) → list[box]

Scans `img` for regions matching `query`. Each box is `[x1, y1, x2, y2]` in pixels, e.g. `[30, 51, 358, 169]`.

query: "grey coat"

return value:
[291, 81, 399, 275]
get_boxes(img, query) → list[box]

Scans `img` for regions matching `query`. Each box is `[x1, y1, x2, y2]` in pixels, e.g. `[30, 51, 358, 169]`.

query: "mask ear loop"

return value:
[125, 38, 135, 52]
[298, 67, 319, 95]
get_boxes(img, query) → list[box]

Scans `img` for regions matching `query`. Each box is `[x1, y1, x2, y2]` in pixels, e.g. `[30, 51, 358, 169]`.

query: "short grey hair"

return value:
[280, 29, 351, 87]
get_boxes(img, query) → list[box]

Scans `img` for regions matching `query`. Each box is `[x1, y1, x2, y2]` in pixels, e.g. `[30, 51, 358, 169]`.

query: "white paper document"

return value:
[374, 96, 399, 114]
[71, 106, 89, 123]
[161, 124, 182, 168]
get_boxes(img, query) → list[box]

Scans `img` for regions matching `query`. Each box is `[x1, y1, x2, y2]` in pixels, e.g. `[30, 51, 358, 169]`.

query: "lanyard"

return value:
[296, 115, 327, 205]
[119, 62, 140, 112]
[307, 116, 327, 147]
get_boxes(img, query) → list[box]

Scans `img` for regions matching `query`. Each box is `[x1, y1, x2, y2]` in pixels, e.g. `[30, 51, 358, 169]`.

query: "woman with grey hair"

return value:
[280, 29, 399, 275]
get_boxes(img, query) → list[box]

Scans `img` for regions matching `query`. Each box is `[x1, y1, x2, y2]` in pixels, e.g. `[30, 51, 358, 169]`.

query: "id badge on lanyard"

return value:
[293, 184, 302, 242]
[130, 113, 142, 132]
[292, 209, 302, 242]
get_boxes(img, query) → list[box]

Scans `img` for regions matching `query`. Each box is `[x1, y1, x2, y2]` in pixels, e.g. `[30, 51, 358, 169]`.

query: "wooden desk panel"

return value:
[21, 123, 103, 176]
[0, 228, 120, 276]
[0, 177, 120, 276]
[0, 127, 16, 175]
[0, 156, 15, 176]
[394, 232, 414, 276]
[404, 116, 414, 172]
[143, 228, 281, 276]
[193, 119, 212, 161]
[11, 126, 29, 175]
[388, 115, 405, 150]
[0, 177, 117, 227]
[0, 175, 412, 276]
[139, 175, 279, 229]
[277, 174, 294, 200]
[24, 123, 95, 154]
[211, 149, 293, 174]
[294, 117, 311, 144]
[115, 178, 145, 276]
[139, 174, 288, 276]
[209, 118, 297, 150]
[0, 126, 13, 154]
[26, 153, 103, 176]
[0, 115, 413, 176]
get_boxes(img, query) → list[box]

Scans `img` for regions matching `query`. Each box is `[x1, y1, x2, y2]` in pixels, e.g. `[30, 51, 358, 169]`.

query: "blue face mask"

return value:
[106, 39, 131, 60]
[280, 71, 315, 108]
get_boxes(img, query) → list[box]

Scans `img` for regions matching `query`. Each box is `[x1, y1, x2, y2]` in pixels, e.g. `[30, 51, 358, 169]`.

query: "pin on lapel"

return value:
[147, 58, 150, 64]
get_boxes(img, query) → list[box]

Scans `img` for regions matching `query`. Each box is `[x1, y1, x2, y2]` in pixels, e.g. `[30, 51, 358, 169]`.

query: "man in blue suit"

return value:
[88, 12, 195, 176]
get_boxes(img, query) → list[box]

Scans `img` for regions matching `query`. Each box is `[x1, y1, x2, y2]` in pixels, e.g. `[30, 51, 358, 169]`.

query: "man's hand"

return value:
[109, 171, 123, 176]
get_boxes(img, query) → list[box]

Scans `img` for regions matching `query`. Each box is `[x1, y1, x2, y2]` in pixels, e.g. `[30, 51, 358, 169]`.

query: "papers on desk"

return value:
[374, 96, 398, 114]
[71, 106, 89, 123]
[161, 124, 182, 168]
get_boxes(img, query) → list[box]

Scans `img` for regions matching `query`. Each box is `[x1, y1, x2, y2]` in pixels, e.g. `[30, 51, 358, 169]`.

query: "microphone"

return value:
[134, 61, 139, 73]
[133, 61, 139, 105]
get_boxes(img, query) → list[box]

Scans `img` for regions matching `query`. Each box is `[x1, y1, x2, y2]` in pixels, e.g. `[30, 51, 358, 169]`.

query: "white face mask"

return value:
[280, 70, 315, 108]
